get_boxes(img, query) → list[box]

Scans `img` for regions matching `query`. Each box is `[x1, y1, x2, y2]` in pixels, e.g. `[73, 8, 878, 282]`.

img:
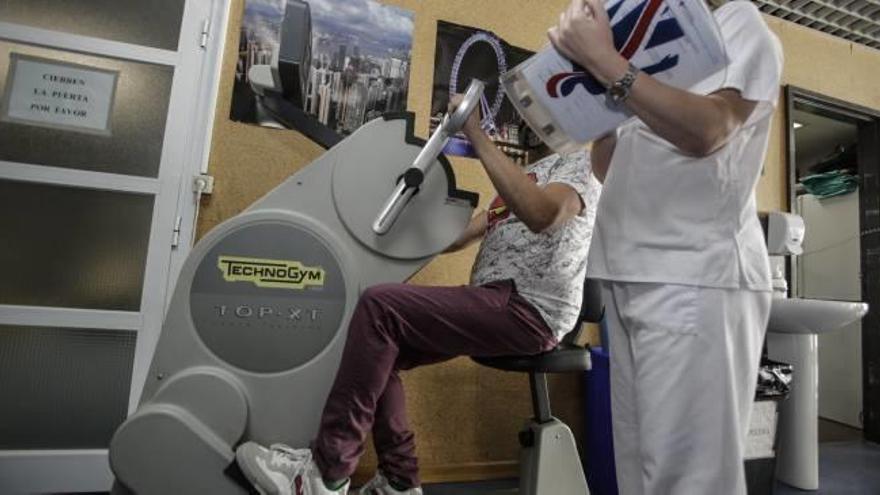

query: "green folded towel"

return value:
[800, 170, 858, 199]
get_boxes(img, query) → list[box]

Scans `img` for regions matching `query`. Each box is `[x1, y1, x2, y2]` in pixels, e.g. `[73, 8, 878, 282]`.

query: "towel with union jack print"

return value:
[503, 0, 727, 148]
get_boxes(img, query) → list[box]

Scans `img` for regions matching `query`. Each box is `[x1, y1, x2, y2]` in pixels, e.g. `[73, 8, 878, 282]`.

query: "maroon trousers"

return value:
[311, 280, 557, 488]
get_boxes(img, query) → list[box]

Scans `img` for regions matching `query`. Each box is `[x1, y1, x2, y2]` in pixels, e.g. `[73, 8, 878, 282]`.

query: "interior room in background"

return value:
[3, 1, 880, 493]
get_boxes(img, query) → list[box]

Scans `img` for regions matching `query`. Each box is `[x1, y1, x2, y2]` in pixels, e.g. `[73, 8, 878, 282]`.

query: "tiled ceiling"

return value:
[753, 0, 880, 49]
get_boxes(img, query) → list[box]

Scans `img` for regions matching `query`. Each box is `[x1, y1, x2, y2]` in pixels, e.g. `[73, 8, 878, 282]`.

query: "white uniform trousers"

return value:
[602, 281, 771, 495]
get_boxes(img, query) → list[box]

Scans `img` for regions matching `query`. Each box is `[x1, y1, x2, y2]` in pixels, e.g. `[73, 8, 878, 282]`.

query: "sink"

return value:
[768, 297, 868, 335]
[766, 297, 869, 490]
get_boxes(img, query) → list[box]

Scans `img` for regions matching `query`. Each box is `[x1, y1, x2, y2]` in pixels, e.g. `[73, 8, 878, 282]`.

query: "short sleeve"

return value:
[716, 2, 784, 121]
[547, 152, 602, 218]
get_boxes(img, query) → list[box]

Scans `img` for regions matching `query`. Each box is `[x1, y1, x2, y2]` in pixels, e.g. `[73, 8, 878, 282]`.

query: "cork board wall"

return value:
[197, 0, 880, 483]
[200, 0, 583, 482]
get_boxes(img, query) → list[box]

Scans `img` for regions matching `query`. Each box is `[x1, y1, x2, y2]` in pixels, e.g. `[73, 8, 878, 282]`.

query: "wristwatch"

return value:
[608, 63, 639, 104]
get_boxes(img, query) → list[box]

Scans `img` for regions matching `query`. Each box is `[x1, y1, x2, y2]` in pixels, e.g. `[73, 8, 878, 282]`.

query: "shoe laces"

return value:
[267, 443, 312, 471]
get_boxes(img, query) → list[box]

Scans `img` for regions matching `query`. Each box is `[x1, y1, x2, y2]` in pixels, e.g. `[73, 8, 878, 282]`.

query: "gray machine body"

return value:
[518, 419, 589, 495]
[109, 114, 477, 494]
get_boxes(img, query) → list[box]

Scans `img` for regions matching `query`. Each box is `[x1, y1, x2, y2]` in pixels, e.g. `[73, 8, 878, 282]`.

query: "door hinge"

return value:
[193, 174, 214, 195]
[171, 215, 183, 249]
[199, 18, 211, 49]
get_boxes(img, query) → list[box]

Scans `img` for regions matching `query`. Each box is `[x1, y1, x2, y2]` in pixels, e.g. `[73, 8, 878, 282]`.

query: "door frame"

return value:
[0, 1, 230, 493]
[784, 85, 880, 443]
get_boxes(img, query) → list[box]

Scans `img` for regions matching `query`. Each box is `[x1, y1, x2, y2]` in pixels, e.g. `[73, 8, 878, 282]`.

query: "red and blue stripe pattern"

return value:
[546, 0, 685, 98]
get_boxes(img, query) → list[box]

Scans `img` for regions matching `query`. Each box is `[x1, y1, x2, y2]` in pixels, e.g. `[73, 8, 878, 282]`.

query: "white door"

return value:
[0, 1, 229, 492]
[797, 193, 864, 429]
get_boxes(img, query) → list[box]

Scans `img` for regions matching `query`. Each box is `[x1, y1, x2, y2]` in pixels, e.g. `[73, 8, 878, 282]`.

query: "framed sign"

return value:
[1, 53, 119, 136]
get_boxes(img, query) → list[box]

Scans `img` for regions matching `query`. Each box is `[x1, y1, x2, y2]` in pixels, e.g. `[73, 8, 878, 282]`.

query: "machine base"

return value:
[110, 368, 250, 494]
[518, 418, 590, 495]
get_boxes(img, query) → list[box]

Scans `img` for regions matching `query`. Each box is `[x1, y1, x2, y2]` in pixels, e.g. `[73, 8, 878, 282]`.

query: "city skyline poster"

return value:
[230, 0, 414, 144]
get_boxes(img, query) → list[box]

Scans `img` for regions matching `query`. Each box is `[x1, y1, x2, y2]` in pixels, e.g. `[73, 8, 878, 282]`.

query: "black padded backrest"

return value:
[559, 277, 604, 345]
[579, 277, 604, 324]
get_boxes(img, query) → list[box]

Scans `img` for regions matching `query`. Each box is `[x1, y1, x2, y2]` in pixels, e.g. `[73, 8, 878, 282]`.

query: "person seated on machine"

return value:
[234, 95, 602, 495]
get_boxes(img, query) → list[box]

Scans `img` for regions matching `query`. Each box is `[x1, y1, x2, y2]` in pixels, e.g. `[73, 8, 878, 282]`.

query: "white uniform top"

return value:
[587, 1, 783, 291]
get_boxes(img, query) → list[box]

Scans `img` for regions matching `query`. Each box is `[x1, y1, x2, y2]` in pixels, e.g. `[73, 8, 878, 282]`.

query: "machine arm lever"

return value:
[372, 79, 485, 235]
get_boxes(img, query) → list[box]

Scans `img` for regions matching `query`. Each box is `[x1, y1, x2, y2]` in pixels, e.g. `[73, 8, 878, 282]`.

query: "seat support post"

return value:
[529, 372, 553, 423]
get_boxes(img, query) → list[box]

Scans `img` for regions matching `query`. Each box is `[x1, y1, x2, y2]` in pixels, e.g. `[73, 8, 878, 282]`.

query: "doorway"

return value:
[0, 1, 229, 492]
[785, 86, 880, 444]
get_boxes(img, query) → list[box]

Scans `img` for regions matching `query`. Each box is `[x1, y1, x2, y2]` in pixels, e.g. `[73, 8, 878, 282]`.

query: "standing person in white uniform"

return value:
[548, 0, 783, 493]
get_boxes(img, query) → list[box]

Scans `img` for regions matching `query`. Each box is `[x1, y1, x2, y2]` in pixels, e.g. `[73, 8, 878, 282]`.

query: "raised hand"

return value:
[449, 93, 483, 138]
[548, 0, 627, 87]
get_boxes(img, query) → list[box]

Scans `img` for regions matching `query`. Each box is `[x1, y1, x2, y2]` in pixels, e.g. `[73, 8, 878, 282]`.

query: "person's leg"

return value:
[370, 371, 419, 489]
[605, 282, 644, 495]
[312, 280, 556, 485]
[622, 283, 770, 495]
[728, 289, 771, 467]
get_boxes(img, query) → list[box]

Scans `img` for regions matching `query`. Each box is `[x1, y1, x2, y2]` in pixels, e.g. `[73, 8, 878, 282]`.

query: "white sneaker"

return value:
[235, 442, 350, 495]
[357, 472, 423, 495]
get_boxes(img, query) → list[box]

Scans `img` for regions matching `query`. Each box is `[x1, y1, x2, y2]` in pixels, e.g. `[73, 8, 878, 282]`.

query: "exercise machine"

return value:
[110, 80, 483, 494]
[110, 77, 593, 494]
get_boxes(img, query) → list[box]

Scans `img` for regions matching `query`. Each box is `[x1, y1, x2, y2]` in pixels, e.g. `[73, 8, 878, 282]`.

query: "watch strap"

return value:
[609, 63, 639, 104]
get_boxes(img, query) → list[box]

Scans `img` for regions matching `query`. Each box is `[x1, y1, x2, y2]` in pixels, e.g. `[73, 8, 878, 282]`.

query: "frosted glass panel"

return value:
[0, 180, 153, 311]
[0, 325, 136, 449]
[0, 41, 173, 177]
[0, 0, 185, 51]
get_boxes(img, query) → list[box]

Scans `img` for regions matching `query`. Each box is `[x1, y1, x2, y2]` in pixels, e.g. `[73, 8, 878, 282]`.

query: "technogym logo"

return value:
[217, 256, 325, 290]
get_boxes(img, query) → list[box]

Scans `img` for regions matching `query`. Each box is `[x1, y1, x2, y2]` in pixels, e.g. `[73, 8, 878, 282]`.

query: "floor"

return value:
[61, 422, 880, 495]
[424, 479, 517, 495]
[818, 417, 864, 443]
[771, 419, 879, 494]
[774, 440, 880, 495]
[422, 439, 880, 495]
[423, 422, 880, 495]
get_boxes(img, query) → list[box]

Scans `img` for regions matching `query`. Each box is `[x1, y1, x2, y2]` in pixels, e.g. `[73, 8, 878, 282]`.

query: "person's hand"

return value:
[449, 93, 482, 138]
[548, 0, 628, 87]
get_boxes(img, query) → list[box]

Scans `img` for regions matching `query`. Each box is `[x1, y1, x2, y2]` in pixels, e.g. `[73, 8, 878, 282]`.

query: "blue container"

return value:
[584, 346, 618, 495]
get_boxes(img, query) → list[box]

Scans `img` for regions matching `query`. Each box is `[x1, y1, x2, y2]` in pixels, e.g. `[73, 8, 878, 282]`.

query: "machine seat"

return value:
[474, 276, 601, 374]
[473, 343, 592, 373]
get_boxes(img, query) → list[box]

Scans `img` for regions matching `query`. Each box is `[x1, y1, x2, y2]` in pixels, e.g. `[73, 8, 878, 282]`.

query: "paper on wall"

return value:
[502, 0, 728, 153]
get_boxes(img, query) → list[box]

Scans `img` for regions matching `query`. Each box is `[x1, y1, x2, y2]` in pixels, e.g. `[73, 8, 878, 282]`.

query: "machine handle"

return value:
[372, 80, 484, 235]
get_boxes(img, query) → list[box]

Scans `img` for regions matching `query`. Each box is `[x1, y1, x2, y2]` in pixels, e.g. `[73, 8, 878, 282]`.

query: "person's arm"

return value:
[590, 132, 616, 183]
[445, 211, 488, 253]
[468, 130, 582, 233]
[450, 97, 583, 233]
[548, 0, 757, 157]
